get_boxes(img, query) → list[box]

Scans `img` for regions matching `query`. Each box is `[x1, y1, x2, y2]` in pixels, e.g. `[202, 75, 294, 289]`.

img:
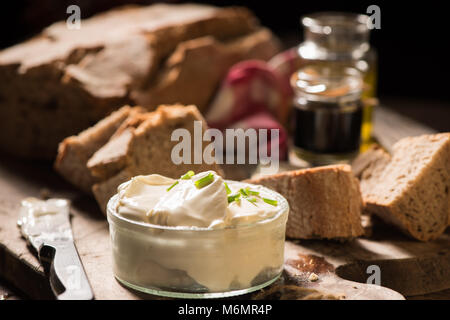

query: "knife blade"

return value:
[17, 198, 94, 300]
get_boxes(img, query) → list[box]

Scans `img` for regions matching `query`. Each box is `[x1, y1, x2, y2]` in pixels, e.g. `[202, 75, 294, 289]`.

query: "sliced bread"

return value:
[351, 144, 392, 196]
[245, 164, 364, 239]
[88, 104, 224, 213]
[361, 133, 450, 241]
[54, 106, 145, 193]
[351, 144, 391, 179]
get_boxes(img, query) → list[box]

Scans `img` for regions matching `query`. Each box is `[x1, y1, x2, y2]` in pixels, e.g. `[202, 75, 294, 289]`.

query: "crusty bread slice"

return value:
[89, 104, 224, 212]
[351, 144, 391, 179]
[245, 165, 364, 239]
[54, 106, 145, 193]
[351, 144, 392, 196]
[87, 128, 135, 181]
[362, 133, 450, 241]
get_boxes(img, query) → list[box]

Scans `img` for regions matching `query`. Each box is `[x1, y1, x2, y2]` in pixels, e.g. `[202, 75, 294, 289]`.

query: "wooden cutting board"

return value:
[0, 106, 448, 300]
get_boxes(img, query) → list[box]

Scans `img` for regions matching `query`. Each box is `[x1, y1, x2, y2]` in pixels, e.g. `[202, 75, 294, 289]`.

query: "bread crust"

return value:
[245, 165, 364, 239]
[54, 106, 144, 193]
[361, 133, 450, 241]
[0, 4, 280, 159]
[88, 104, 224, 213]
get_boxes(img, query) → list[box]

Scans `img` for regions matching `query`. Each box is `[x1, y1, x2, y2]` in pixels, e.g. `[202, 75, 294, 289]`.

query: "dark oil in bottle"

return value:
[292, 99, 363, 165]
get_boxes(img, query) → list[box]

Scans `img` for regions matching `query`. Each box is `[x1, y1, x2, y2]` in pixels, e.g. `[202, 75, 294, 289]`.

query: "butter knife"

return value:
[17, 198, 94, 300]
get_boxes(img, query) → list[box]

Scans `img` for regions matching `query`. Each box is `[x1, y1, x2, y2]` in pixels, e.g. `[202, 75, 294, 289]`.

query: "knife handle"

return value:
[40, 242, 94, 300]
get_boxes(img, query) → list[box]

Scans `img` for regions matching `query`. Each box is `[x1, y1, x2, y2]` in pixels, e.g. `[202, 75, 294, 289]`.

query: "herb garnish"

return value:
[194, 173, 215, 189]
[166, 181, 178, 191]
[181, 170, 195, 180]
[239, 188, 249, 197]
[167, 171, 279, 207]
[167, 170, 195, 191]
[227, 193, 241, 203]
[246, 197, 258, 206]
[224, 182, 232, 195]
[262, 198, 278, 206]
[226, 186, 277, 207]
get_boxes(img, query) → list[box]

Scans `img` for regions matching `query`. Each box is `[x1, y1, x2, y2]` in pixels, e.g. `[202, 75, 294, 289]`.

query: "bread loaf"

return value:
[133, 29, 279, 109]
[0, 4, 280, 159]
[245, 165, 364, 239]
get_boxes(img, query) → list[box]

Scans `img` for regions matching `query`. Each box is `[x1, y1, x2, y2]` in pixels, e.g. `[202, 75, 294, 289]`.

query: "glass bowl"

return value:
[106, 182, 289, 298]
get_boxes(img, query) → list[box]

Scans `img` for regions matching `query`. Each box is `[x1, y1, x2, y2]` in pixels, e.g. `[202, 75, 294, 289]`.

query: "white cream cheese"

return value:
[116, 171, 280, 229]
[116, 174, 176, 221]
[149, 171, 229, 228]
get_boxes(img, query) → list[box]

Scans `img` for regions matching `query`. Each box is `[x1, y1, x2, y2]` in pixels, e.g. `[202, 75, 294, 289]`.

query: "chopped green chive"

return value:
[230, 187, 266, 206]
[262, 198, 278, 206]
[166, 180, 179, 191]
[239, 188, 249, 197]
[224, 182, 232, 195]
[167, 171, 194, 191]
[246, 197, 258, 206]
[194, 173, 214, 189]
[181, 170, 195, 180]
[228, 193, 241, 203]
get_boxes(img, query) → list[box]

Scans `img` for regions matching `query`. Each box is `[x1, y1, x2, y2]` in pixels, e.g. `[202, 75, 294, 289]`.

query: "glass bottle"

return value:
[297, 12, 377, 147]
[290, 64, 364, 166]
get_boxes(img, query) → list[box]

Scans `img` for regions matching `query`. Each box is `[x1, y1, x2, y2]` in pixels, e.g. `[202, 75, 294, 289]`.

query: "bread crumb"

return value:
[308, 273, 319, 282]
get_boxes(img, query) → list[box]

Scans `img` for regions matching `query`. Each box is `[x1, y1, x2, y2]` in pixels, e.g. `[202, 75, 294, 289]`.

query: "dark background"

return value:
[0, 0, 448, 129]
